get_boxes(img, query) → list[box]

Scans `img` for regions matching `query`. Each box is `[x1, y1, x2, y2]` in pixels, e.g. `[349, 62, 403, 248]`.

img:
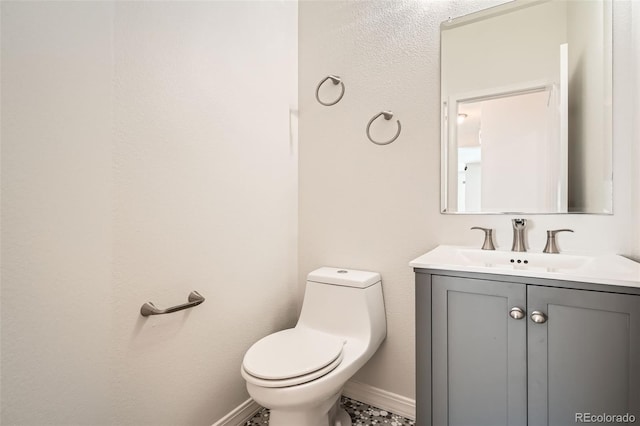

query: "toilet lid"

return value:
[242, 328, 344, 381]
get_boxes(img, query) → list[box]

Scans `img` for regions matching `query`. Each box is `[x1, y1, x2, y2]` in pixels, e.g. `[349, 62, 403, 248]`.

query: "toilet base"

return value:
[267, 393, 352, 426]
[331, 406, 352, 426]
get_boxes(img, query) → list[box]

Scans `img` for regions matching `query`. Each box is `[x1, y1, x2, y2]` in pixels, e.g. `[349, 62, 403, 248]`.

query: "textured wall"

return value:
[299, 0, 639, 400]
[111, 2, 298, 424]
[1, 3, 115, 423]
[1, 2, 298, 424]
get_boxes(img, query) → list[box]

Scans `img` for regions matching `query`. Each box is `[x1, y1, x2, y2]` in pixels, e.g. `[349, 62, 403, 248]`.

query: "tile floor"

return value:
[245, 396, 415, 426]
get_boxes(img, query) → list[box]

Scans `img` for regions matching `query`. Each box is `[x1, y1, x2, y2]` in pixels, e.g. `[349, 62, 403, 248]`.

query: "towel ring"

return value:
[315, 75, 345, 106]
[366, 111, 402, 145]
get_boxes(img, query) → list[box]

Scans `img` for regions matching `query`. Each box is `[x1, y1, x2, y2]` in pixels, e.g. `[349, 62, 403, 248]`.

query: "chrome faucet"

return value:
[511, 219, 527, 252]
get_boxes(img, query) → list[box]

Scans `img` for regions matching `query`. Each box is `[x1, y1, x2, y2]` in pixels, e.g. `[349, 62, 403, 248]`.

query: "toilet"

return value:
[241, 267, 387, 426]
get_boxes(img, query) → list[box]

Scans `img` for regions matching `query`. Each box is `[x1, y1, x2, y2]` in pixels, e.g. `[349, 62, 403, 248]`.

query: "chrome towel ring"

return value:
[315, 75, 345, 106]
[366, 111, 401, 145]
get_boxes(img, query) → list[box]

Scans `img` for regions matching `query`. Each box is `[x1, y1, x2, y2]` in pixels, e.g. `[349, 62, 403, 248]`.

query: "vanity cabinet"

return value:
[417, 271, 640, 426]
[431, 276, 527, 426]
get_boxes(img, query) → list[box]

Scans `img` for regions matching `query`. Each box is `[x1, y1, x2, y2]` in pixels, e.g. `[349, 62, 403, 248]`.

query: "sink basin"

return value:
[456, 248, 590, 270]
[410, 245, 640, 288]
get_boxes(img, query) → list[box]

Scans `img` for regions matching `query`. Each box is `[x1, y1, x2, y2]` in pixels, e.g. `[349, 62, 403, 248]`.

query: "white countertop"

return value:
[410, 245, 640, 289]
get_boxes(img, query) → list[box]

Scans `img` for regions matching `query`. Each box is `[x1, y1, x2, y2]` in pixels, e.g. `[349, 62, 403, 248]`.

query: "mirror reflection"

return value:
[441, 0, 612, 214]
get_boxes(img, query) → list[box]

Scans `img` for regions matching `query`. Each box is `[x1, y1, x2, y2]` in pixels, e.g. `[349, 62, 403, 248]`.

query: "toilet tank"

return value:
[296, 267, 386, 344]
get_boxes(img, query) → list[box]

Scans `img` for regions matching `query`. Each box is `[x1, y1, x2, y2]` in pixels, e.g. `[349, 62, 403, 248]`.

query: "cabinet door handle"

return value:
[530, 310, 547, 324]
[509, 306, 525, 319]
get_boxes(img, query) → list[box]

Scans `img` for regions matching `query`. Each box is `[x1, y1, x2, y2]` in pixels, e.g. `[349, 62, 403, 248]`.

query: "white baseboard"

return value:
[212, 397, 261, 426]
[343, 380, 416, 420]
[212, 381, 415, 425]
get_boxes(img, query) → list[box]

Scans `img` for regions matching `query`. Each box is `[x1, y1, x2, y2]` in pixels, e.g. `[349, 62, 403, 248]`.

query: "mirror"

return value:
[441, 0, 612, 214]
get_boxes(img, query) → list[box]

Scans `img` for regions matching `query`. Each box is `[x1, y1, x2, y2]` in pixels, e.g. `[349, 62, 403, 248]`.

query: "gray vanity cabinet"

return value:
[527, 285, 640, 426]
[432, 275, 527, 426]
[420, 271, 640, 426]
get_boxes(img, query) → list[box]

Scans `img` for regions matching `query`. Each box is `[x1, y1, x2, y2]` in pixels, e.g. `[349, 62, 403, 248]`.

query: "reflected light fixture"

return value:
[457, 113, 468, 124]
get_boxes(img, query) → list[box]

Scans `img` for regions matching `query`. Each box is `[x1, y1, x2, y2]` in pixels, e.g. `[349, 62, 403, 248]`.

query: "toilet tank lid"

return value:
[307, 267, 381, 288]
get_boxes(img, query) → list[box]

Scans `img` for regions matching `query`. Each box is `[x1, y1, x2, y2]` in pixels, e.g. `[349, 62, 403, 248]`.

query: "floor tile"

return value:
[244, 396, 415, 426]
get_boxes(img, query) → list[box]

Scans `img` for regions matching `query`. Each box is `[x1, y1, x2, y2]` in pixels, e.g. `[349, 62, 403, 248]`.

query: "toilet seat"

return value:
[242, 328, 345, 388]
[242, 351, 344, 388]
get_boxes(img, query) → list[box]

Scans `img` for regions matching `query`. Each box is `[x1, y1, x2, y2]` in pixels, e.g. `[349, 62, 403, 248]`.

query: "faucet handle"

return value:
[471, 227, 496, 250]
[543, 229, 574, 254]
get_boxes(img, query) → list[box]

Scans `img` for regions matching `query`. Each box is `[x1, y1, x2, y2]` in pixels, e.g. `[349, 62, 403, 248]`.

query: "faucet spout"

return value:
[511, 218, 527, 252]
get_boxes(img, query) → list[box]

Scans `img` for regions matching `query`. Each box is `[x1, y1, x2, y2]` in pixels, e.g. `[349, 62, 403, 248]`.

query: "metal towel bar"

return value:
[140, 291, 205, 317]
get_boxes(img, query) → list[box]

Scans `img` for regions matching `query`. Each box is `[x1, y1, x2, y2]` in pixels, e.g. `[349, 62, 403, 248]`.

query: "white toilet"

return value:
[241, 267, 387, 426]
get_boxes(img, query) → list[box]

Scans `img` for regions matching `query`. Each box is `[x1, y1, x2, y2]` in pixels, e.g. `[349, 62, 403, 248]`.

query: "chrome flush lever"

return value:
[471, 227, 496, 250]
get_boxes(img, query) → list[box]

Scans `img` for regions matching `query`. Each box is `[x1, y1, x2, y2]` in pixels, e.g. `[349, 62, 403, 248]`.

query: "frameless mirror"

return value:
[441, 0, 612, 214]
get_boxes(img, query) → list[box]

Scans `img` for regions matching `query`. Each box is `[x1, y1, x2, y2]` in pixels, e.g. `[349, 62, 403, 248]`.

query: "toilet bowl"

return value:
[241, 267, 387, 426]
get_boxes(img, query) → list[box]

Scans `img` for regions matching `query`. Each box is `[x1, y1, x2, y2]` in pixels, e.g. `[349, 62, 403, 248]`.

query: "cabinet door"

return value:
[432, 276, 527, 426]
[528, 286, 640, 426]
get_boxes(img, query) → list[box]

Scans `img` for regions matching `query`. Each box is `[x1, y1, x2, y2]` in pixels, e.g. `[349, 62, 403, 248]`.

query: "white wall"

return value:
[1, 1, 298, 425]
[299, 0, 639, 401]
[1, 3, 114, 422]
